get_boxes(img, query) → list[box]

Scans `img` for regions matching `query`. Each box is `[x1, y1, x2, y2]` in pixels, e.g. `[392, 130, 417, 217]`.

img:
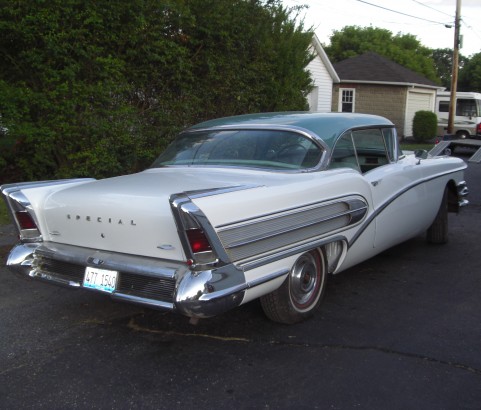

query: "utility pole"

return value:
[447, 0, 461, 135]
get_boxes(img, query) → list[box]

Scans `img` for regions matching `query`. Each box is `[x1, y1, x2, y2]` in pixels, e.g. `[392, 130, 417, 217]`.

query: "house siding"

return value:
[332, 84, 408, 137]
[307, 55, 333, 112]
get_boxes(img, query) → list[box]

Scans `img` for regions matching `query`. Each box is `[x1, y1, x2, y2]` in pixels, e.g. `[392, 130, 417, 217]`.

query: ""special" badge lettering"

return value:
[66, 214, 137, 226]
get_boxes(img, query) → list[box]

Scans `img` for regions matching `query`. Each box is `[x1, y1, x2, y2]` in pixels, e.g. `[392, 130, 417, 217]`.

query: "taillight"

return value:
[186, 228, 212, 253]
[2, 184, 44, 242]
[477, 123, 481, 135]
[15, 211, 38, 230]
[13, 209, 41, 241]
[171, 194, 219, 267]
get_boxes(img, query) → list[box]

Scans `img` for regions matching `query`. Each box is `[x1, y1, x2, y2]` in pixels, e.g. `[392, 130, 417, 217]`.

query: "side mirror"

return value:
[414, 149, 428, 160]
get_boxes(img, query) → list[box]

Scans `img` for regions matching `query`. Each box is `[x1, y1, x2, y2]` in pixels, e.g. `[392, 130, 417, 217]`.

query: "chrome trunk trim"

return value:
[182, 124, 330, 171]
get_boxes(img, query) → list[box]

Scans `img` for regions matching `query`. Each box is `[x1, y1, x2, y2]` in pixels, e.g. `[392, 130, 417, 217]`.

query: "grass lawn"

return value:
[400, 143, 434, 151]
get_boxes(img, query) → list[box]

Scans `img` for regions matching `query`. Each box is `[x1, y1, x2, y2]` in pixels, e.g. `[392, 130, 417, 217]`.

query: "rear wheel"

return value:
[427, 187, 448, 244]
[261, 249, 327, 324]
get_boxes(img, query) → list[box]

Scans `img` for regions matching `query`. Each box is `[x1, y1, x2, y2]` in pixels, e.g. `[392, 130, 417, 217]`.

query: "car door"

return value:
[352, 128, 429, 252]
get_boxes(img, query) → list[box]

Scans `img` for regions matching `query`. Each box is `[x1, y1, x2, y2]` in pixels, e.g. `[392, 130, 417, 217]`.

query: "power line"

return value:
[355, 0, 452, 26]
[410, 0, 453, 18]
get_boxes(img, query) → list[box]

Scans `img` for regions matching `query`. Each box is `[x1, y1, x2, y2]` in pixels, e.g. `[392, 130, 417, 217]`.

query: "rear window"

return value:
[151, 129, 323, 171]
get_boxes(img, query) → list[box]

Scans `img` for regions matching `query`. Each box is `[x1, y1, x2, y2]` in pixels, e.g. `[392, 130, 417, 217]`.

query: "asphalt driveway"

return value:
[1, 155, 480, 409]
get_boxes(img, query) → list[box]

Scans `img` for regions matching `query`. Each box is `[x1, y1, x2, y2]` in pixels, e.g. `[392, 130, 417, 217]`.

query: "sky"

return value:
[282, 0, 481, 57]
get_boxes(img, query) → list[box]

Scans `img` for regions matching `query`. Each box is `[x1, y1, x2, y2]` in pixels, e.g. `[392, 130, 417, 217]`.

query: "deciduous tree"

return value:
[431, 48, 468, 90]
[458, 52, 481, 92]
[325, 26, 439, 83]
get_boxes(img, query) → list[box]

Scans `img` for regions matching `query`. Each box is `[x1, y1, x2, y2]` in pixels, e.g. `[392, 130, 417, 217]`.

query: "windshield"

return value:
[151, 129, 323, 170]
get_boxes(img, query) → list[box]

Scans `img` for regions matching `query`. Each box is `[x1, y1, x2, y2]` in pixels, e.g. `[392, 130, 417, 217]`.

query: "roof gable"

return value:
[333, 52, 438, 87]
[311, 34, 340, 83]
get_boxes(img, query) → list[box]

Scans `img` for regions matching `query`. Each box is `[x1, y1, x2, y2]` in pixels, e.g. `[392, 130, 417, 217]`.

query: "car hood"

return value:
[40, 167, 276, 260]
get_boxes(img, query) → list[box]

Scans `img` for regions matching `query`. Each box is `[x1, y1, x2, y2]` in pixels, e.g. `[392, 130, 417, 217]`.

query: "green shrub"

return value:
[412, 110, 437, 142]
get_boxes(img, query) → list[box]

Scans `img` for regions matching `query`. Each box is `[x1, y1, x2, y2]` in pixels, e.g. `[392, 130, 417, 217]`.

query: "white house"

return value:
[306, 35, 340, 112]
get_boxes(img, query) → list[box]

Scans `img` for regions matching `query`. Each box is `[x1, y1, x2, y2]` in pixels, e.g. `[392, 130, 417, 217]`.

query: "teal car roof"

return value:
[188, 112, 394, 149]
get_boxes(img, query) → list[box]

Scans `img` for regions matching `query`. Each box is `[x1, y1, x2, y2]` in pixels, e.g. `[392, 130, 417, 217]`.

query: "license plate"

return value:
[83, 266, 118, 293]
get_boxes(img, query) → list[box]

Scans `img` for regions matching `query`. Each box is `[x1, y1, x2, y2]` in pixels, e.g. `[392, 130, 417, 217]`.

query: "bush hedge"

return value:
[412, 110, 438, 142]
[0, 0, 314, 182]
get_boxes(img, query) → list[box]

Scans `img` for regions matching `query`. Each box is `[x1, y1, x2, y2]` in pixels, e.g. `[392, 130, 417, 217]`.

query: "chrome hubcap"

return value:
[290, 252, 320, 309]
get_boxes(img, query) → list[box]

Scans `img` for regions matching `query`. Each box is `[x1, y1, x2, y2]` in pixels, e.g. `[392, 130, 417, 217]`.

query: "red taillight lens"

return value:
[477, 123, 481, 134]
[15, 211, 37, 230]
[186, 228, 212, 253]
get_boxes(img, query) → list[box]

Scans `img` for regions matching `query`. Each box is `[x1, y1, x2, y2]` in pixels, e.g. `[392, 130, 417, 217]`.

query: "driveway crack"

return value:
[268, 340, 481, 376]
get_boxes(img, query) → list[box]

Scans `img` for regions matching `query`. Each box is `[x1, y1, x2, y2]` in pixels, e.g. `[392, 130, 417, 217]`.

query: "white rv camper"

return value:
[436, 91, 481, 139]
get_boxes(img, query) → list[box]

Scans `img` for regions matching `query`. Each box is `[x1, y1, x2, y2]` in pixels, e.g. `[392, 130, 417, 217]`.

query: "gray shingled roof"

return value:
[333, 52, 439, 87]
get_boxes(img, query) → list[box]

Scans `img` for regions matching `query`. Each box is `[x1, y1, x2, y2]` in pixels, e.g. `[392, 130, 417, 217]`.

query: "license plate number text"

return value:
[83, 267, 118, 293]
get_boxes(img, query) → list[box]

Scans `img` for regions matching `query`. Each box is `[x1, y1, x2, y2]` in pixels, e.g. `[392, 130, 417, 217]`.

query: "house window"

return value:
[339, 89, 355, 112]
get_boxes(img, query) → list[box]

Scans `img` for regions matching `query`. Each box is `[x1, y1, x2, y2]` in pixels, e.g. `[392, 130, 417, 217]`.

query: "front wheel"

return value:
[260, 249, 327, 324]
[427, 187, 448, 244]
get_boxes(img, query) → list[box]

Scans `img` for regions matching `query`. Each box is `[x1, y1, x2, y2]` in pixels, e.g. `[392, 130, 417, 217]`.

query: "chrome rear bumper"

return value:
[5, 241, 286, 318]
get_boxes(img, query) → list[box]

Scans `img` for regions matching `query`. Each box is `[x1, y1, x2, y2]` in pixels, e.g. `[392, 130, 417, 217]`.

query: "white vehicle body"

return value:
[436, 91, 481, 138]
[1, 112, 469, 324]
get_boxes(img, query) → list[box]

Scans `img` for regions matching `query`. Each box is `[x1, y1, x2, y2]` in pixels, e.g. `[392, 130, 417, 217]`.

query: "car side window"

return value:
[329, 128, 391, 174]
[328, 132, 360, 172]
[381, 127, 398, 162]
[351, 129, 389, 173]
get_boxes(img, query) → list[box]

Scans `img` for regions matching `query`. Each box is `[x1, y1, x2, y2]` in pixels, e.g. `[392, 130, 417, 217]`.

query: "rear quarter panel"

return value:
[192, 169, 377, 286]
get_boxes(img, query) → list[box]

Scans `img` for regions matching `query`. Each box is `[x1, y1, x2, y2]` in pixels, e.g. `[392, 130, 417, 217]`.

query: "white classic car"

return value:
[1, 112, 469, 324]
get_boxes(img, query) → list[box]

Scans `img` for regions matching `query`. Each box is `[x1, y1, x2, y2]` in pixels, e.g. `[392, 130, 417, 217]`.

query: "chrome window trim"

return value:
[328, 125, 398, 170]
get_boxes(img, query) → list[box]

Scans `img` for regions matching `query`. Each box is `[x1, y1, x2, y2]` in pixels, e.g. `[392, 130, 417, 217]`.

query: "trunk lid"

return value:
[40, 168, 269, 260]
